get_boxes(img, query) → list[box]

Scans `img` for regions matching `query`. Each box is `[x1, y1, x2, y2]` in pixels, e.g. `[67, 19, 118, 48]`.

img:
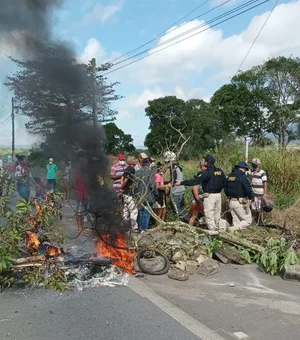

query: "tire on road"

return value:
[137, 248, 170, 275]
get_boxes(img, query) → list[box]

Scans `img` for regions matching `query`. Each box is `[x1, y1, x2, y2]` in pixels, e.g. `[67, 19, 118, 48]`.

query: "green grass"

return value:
[0, 148, 29, 159]
[177, 145, 300, 210]
[12, 144, 299, 211]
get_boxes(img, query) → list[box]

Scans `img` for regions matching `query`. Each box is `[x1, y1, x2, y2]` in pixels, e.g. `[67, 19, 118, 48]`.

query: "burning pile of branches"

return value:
[0, 172, 68, 291]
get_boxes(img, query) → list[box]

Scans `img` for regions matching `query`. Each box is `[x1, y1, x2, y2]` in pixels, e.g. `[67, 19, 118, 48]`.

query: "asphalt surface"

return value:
[0, 286, 201, 340]
[0, 201, 203, 340]
[2, 198, 299, 340]
[142, 264, 300, 340]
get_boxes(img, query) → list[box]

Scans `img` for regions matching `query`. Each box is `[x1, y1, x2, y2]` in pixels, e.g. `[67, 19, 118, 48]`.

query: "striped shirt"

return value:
[250, 169, 267, 197]
[110, 163, 127, 189]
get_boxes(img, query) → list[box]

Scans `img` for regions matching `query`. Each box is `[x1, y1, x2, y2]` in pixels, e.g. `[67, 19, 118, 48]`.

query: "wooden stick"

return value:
[217, 232, 265, 253]
[13, 255, 46, 264]
[13, 262, 44, 268]
[151, 220, 265, 253]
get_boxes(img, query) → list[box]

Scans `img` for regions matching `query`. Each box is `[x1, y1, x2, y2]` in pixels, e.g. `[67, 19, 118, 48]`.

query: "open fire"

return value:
[96, 232, 136, 274]
[25, 231, 64, 258]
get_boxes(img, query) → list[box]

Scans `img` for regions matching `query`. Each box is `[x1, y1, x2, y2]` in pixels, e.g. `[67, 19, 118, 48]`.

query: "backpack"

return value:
[134, 167, 158, 205]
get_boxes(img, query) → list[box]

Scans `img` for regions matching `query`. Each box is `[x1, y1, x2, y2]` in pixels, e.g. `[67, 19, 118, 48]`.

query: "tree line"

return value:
[5, 53, 135, 156]
[145, 56, 300, 158]
[5, 55, 300, 157]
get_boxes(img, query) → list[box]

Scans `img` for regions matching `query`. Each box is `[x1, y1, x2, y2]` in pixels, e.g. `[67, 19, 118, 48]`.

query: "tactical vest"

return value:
[226, 170, 246, 198]
[202, 166, 225, 193]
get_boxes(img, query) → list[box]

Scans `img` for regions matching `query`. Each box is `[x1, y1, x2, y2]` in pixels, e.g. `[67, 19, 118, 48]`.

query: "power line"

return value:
[110, 0, 228, 64]
[111, 0, 263, 69]
[104, 0, 270, 76]
[0, 115, 11, 126]
[234, 0, 278, 76]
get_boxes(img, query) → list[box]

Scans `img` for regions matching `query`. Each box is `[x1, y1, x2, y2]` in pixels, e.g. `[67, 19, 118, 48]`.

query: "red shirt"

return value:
[75, 165, 88, 200]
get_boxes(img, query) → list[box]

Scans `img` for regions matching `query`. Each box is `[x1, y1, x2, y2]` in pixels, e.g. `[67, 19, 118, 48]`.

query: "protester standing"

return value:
[62, 160, 71, 201]
[15, 155, 32, 200]
[135, 157, 157, 231]
[135, 152, 148, 171]
[5, 155, 15, 175]
[225, 161, 253, 232]
[164, 151, 189, 223]
[154, 165, 170, 222]
[121, 156, 139, 232]
[46, 158, 58, 191]
[249, 158, 268, 225]
[189, 159, 206, 226]
[110, 154, 128, 192]
[75, 156, 88, 233]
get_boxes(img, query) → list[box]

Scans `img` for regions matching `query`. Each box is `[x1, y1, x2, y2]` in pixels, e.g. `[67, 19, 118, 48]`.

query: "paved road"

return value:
[142, 264, 300, 340]
[3, 201, 299, 340]
[0, 286, 202, 340]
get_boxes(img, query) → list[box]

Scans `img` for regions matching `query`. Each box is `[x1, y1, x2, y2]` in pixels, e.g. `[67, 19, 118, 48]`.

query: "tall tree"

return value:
[144, 96, 230, 158]
[103, 123, 135, 155]
[263, 56, 300, 148]
[144, 96, 186, 155]
[211, 66, 272, 145]
[5, 53, 120, 136]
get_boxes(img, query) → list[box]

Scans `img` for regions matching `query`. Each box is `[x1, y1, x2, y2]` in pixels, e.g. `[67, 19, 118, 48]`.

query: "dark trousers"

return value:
[172, 194, 190, 223]
[47, 179, 56, 191]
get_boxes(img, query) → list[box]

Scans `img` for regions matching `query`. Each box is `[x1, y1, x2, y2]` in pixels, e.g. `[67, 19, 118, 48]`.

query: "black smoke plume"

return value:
[0, 0, 129, 234]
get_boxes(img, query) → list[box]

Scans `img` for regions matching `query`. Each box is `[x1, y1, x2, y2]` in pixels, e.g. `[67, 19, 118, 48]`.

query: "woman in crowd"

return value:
[154, 164, 170, 223]
[15, 155, 33, 200]
[61, 160, 72, 201]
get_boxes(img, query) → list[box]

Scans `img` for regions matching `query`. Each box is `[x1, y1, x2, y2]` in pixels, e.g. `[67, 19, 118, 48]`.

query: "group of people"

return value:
[110, 151, 271, 235]
[2, 155, 71, 202]
[1, 149, 271, 236]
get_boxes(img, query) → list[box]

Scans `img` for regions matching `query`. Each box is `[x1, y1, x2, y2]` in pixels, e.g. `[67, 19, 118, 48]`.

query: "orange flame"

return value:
[34, 199, 42, 218]
[28, 217, 38, 229]
[47, 246, 62, 257]
[96, 233, 136, 274]
[26, 231, 40, 252]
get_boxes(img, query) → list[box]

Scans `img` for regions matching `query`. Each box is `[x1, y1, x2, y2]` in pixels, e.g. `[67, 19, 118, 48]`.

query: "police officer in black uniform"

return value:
[175, 154, 226, 235]
[225, 161, 253, 233]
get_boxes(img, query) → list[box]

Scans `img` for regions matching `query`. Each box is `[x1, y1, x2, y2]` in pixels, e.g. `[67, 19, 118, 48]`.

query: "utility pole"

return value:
[91, 58, 98, 127]
[11, 97, 15, 161]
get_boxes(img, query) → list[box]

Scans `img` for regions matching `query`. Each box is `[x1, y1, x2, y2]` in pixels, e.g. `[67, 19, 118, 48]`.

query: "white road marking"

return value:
[129, 277, 225, 340]
[233, 331, 248, 339]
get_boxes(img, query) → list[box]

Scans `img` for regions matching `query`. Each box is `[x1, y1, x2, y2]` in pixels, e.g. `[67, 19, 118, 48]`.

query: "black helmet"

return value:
[262, 197, 274, 212]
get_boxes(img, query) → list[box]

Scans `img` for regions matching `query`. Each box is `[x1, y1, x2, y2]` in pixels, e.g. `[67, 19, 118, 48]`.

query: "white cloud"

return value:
[79, 1, 123, 26]
[116, 85, 206, 120]
[210, 0, 241, 6]
[77, 37, 120, 64]
[118, 1, 300, 85]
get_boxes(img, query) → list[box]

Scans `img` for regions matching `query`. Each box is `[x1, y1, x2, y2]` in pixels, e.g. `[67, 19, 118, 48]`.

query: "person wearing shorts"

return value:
[189, 159, 206, 226]
[154, 165, 170, 222]
[75, 157, 88, 233]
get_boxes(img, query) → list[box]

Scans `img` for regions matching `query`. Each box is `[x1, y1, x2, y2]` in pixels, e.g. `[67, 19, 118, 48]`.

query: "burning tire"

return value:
[136, 249, 170, 275]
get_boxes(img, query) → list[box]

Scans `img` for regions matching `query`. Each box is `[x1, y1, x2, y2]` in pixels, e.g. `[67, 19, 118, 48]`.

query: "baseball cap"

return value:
[237, 161, 248, 170]
[199, 158, 206, 166]
[251, 158, 261, 165]
[49, 158, 54, 162]
[118, 154, 126, 161]
[205, 154, 215, 164]
[140, 152, 148, 159]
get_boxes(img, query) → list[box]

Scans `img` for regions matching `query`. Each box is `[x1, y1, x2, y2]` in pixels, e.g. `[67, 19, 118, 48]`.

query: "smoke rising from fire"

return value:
[0, 0, 128, 233]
